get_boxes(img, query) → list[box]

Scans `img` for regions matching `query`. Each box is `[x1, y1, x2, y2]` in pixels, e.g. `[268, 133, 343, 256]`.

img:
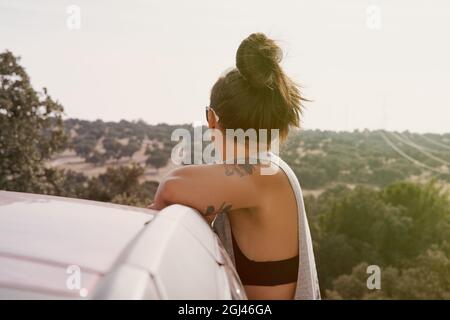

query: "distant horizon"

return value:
[62, 116, 450, 136]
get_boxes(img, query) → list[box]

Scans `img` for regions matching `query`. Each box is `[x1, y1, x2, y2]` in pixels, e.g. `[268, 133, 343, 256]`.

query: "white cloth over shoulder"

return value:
[213, 152, 321, 300]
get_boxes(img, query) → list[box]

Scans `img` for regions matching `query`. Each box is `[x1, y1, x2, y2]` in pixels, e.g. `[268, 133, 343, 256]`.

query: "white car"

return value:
[0, 191, 246, 300]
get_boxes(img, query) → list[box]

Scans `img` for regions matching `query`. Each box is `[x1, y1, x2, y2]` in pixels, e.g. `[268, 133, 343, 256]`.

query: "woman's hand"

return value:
[146, 202, 162, 211]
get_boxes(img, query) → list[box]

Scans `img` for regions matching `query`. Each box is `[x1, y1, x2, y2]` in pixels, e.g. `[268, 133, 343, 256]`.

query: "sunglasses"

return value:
[205, 106, 220, 123]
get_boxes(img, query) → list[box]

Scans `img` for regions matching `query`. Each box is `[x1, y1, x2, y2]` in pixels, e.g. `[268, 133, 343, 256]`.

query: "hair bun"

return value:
[236, 33, 283, 89]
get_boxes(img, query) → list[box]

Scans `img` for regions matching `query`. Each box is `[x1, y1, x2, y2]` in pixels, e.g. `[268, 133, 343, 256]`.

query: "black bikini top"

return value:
[231, 231, 299, 286]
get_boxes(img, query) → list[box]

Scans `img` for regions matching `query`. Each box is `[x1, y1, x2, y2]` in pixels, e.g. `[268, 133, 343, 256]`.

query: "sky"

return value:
[1, 0, 449, 133]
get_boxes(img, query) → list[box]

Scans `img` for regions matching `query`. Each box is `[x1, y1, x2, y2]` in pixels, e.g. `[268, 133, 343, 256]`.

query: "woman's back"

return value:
[214, 154, 321, 300]
[227, 160, 299, 299]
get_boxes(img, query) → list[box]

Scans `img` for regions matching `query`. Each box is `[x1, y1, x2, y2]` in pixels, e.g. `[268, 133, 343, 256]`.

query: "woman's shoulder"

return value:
[165, 163, 286, 193]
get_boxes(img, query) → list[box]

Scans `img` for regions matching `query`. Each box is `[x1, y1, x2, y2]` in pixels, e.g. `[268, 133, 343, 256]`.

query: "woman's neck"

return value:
[220, 141, 270, 164]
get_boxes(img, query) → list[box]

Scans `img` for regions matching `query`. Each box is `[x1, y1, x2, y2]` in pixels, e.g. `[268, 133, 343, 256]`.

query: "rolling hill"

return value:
[48, 118, 450, 196]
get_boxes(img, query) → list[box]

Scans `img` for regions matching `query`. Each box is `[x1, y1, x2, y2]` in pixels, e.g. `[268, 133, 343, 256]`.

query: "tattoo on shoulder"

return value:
[224, 163, 257, 177]
[203, 202, 233, 217]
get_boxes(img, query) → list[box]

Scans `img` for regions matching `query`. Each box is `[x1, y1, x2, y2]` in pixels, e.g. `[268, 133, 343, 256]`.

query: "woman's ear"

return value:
[207, 109, 217, 129]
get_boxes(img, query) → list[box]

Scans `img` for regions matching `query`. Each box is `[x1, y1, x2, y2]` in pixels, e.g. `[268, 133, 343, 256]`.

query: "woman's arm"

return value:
[149, 163, 262, 222]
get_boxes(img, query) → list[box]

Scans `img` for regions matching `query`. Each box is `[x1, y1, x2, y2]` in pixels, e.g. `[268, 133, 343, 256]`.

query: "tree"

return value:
[370, 167, 405, 187]
[327, 244, 450, 299]
[84, 163, 156, 206]
[145, 147, 169, 171]
[102, 137, 122, 161]
[0, 51, 66, 193]
[120, 137, 141, 159]
[85, 164, 144, 202]
[311, 180, 450, 299]
[293, 165, 328, 189]
[381, 180, 450, 257]
[111, 180, 159, 207]
[45, 168, 89, 198]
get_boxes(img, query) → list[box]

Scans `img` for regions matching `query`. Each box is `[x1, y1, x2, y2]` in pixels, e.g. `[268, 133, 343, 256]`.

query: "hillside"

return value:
[48, 119, 450, 195]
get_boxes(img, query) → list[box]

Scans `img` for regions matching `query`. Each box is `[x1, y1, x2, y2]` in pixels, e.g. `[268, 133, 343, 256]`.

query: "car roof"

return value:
[0, 191, 155, 274]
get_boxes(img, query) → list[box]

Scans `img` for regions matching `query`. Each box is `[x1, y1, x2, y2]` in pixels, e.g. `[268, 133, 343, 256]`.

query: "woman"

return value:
[150, 33, 320, 300]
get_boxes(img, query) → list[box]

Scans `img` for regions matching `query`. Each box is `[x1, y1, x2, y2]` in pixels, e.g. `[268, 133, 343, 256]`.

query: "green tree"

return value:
[328, 244, 450, 299]
[313, 180, 450, 299]
[84, 163, 157, 206]
[381, 180, 450, 257]
[0, 51, 66, 193]
[146, 147, 169, 171]
[370, 167, 405, 187]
